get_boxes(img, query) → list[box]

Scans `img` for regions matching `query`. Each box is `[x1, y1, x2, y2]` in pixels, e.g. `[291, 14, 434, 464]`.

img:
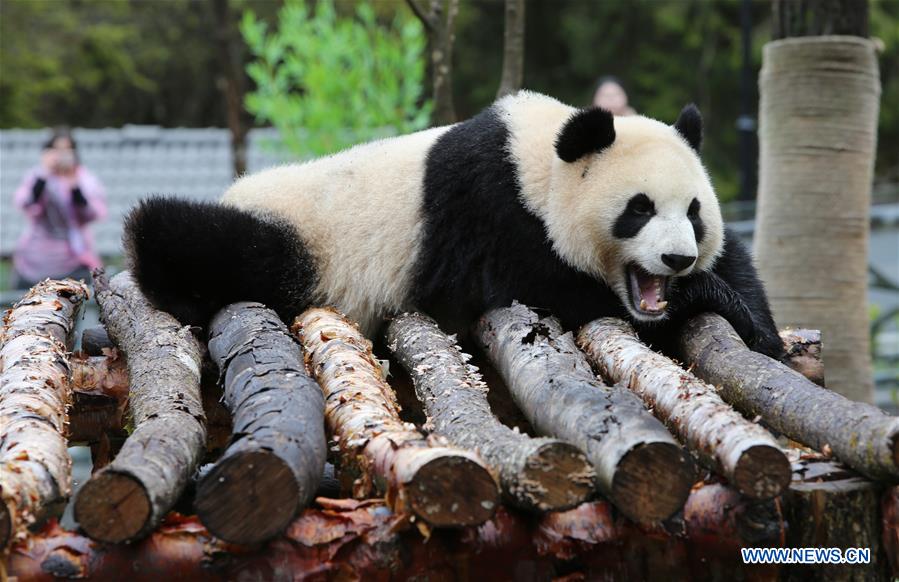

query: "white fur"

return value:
[500, 91, 724, 322]
[223, 126, 451, 333]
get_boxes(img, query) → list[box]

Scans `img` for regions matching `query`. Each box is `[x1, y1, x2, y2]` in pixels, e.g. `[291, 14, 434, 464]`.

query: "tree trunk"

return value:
[754, 11, 880, 402]
[196, 302, 327, 545]
[68, 352, 129, 444]
[210, 0, 249, 177]
[495, 0, 526, 99]
[407, 0, 458, 124]
[578, 317, 791, 499]
[386, 312, 594, 511]
[476, 303, 695, 524]
[74, 271, 207, 544]
[292, 308, 498, 528]
[0, 279, 88, 549]
[780, 327, 825, 386]
[680, 313, 899, 482]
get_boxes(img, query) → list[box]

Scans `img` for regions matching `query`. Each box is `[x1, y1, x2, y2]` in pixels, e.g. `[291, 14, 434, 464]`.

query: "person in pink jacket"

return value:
[12, 128, 107, 289]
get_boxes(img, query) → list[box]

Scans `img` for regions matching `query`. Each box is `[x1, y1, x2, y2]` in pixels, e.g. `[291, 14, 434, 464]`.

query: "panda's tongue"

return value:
[631, 268, 668, 312]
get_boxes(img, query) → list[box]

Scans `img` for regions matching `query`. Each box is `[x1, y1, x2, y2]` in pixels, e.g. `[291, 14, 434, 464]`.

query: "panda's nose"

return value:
[661, 254, 696, 273]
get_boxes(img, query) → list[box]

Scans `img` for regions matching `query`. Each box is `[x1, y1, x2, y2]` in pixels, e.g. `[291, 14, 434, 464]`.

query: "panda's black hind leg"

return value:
[123, 196, 319, 328]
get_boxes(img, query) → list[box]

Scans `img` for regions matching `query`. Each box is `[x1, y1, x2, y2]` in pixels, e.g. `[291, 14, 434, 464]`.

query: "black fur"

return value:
[416, 106, 783, 359]
[123, 196, 318, 328]
[613, 193, 655, 239]
[674, 104, 703, 152]
[554, 107, 616, 163]
[688, 198, 705, 244]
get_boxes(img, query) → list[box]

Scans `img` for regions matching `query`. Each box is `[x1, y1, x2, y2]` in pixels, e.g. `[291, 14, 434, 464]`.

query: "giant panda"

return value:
[124, 91, 783, 359]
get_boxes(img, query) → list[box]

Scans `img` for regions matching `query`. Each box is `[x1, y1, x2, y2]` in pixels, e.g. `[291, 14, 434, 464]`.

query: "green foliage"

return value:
[240, 0, 430, 158]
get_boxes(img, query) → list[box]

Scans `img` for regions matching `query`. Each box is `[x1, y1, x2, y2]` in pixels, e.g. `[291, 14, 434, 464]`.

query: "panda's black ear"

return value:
[555, 107, 616, 163]
[674, 104, 702, 152]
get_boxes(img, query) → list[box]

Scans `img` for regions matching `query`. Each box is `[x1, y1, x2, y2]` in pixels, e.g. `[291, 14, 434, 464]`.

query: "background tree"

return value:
[406, 0, 460, 125]
[210, 0, 251, 177]
[496, 0, 526, 99]
[754, 0, 880, 402]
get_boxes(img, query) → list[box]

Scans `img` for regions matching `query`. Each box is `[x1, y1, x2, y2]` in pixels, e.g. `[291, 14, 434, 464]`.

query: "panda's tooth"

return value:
[640, 299, 648, 310]
[657, 301, 669, 310]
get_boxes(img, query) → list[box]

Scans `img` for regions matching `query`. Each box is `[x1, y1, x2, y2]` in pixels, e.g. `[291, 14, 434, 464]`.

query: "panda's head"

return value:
[545, 105, 724, 323]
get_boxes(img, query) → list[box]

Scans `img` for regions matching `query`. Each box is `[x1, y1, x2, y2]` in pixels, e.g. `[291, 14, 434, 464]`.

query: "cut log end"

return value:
[732, 444, 792, 499]
[612, 442, 694, 523]
[195, 450, 301, 545]
[74, 472, 151, 543]
[519, 442, 594, 511]
[406, 455, 498, 527]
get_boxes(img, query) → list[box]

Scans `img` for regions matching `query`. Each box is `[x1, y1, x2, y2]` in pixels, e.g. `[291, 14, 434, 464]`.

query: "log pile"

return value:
[578, 317, 791, 499]
[476, 303, 694, 523]
[292, 307, 499, 528]
[2, 276, 897, 580]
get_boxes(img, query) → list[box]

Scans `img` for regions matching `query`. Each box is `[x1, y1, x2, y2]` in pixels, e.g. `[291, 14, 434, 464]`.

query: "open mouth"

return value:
[626, 264, 669, 317]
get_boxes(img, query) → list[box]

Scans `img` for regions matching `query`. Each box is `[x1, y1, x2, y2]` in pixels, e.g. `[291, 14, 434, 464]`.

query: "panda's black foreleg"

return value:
[665, 229, 784, 359]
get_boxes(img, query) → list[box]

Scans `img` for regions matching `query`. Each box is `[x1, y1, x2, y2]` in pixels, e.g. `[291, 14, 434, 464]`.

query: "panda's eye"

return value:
[688, 198, 701, 218]
[628, 194, 655, 217]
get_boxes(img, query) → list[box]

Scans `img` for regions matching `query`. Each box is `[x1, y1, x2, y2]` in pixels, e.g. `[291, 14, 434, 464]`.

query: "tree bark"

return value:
[196, 302, 327, 545]
[780, 327, 825, 386]
[407, 0, 459, 124]
[74, 270, 207, 544]
[495, 0, 526, 99]
[772, 0, 869, 39]
[578, 317, 791, 499]
[783, 453, 887, 580]
[0, 279, 88, 549]
[680, 313, 899, 481]
[292, 308, 498, 528]
[210, 0, 249, 177]
[386, 312, 594, 512]
[754, 31, 880, 403]
[476, 303, 694, 524]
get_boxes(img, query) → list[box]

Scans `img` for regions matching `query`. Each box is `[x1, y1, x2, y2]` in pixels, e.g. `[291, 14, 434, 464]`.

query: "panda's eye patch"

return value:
[688, 198, 700, 218]
[627, 194, 655, 217]
[613, 194, 655, 239]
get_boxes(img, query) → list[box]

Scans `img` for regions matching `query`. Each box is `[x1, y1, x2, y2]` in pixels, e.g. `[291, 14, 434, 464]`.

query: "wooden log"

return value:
[780, 327, 825, 386]
[68, 353, 129, 443]
[6, 482, 789, 581]
[195, 302, 327, 545]
[680, 313, 899, 482]
[80, 325, 115, 357]
[386, 312, 594, 511]
[292, 307, 499, 527]
[578, 318, 791, 499]
[0, 279, 88, 549]
[476, 303, 694, 523]
[783, 453, 887, 580]
[74, 270, 207, 543]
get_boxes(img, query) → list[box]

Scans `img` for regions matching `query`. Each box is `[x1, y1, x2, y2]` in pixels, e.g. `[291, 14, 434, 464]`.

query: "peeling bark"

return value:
[578, 318, 791, 499]
[476, 303, 694, 523]
[292, 308, 498, 527]
[780, 328, 825, 386]
[0, 279, 88, 549]
[680, 313, 899, 482]
[386, 312, 594, 511]
[74, 270, 207, 543]
[196, 302, 326, 545]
